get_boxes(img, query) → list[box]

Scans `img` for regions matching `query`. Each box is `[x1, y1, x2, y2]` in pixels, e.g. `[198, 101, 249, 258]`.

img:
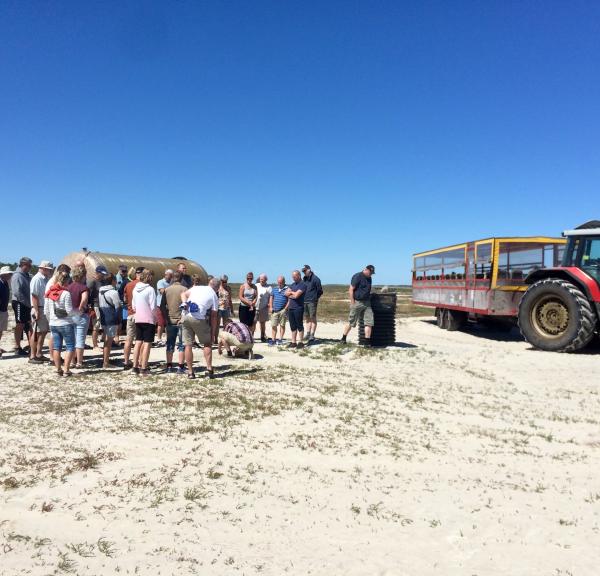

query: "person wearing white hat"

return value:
[0, 266, 14, 358]
[29, 260, 54, 364]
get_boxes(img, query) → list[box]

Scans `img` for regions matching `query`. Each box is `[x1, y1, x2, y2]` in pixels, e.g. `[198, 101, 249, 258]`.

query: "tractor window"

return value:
[496, 242, 545, 285]
[580, 238, 600, 285]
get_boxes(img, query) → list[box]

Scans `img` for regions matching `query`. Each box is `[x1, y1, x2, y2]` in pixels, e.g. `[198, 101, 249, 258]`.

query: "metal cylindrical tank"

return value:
[60, 251, 209, 285]
[359, 292, 397, 347]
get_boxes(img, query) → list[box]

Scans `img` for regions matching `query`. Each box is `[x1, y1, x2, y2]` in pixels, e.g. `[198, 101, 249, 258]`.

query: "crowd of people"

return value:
[0, 257, 377, 379]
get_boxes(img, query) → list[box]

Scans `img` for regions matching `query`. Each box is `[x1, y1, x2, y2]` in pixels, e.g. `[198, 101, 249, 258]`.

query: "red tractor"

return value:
[518, 220, 600, 352]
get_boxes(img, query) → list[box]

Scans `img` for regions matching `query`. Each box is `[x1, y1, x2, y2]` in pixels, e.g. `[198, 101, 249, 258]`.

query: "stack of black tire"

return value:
[359, 293, 397, 347]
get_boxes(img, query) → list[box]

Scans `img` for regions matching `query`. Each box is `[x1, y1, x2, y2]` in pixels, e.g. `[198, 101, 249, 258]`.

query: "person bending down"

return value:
[218, 320, 254, 359]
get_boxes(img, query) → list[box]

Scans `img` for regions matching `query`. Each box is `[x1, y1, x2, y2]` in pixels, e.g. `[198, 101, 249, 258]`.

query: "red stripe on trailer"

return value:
[412, 301, 492, 315]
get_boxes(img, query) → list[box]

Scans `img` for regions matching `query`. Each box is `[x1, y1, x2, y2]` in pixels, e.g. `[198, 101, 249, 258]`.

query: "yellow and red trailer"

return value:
[412, 236, 566, 330]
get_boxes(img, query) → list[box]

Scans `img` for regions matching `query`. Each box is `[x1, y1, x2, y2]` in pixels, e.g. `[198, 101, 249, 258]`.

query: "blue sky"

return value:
[1, 1, 599, 284]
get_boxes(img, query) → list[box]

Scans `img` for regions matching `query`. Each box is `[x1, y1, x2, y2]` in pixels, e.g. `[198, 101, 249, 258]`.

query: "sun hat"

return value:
[0, 266, 14, 275]
[38, 260, 54, 270]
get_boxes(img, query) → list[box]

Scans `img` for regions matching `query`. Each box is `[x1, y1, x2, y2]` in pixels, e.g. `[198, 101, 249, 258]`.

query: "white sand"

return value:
[1, 318, 599, 575]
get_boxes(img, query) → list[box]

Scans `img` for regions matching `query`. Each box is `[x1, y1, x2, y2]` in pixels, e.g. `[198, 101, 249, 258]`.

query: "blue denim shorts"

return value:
[166, 324, 184, 353]
[51, 324, 76, 353]
[72, 313, 90, 349]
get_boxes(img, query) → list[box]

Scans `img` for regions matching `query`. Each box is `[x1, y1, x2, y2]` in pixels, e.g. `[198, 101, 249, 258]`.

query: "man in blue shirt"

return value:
[341, 265, 375, 345]
[269, 275, 289, 345]
[302, 264, 323, 344]
[285, 270, 307, 349]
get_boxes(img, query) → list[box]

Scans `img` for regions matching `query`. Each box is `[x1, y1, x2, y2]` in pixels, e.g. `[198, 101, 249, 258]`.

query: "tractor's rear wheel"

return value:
[518, 279, 596, 352]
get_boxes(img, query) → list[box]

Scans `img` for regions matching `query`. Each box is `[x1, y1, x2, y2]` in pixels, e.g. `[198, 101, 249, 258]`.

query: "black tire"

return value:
[447, 309, 467, 331]
[436, 308, 448, 329]
[518, 278, 596, 352]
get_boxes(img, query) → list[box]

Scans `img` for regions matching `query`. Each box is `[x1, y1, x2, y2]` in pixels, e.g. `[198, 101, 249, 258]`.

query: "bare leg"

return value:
[124, 337, 134, 366]
[132, 340, 142, 368]
[291, 330, 297, 344]
[279, 325, 286, 340]
[35, 331, 48, 358]
[141, 342, 151, 370]
[53, 348, 62, 373]
[260, 321, 266, 339]
[185, 345, 194, 374]
[64, 351, 74, 373]
[103, 336, 114, 367]
[365, 326, 372, 339]
[203, 345, 213, 371]
[14, 323, 23, 350]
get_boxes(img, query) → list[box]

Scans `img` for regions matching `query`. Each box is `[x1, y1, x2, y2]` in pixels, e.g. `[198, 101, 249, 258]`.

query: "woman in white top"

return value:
[44, 270, 75, 377]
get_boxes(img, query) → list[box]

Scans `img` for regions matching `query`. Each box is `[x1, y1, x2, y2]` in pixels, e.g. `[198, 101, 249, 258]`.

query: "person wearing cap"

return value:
[123, 266, 143, 370]
[29, 260, 54, 364]
[88, 265, 108, 349]
[341, 265, 376, 345]
[11, 257, 33, 356]
[0, 266, 14, 358]
[302, 265, 323, 344]
[155, 269, 173, 346]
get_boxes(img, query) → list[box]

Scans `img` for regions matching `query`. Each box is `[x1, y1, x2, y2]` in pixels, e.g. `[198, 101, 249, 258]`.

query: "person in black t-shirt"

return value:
[341, 265, 375, 345]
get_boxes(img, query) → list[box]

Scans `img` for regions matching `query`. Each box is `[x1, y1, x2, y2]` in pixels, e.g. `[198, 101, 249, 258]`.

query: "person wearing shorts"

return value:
[285, 270, 307, 349]
[11, 257, 33, 356]
[0, 266, 14, 358]
[181, 278, 219, 379]
[269, 276, 289, 345]
[98, 274, 122, 369]
[44, 270, 75, 377]
[218, 321, 253, 359]
[254, 274, 272, 342]
[302, 265, 323, 344]
[67, 266, 90, 369]
[29, 260, 54, 364]
[342, 265, 375, 345]
[123, 267, 143, 370]
[131, 269, 157, 376]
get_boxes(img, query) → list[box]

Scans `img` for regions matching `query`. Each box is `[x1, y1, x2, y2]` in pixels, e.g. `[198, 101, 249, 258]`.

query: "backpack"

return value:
[99, 288, 120, 326]
[53, 296, 69, 319]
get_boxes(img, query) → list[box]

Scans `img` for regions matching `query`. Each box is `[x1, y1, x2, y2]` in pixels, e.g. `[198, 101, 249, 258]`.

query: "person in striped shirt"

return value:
[269, 276, 289, 345]
[218, 320, 254, 359]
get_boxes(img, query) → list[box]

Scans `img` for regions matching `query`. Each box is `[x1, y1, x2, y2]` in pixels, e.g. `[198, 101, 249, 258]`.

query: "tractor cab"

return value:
[517, 220, 600, 352]
[562, 220, 600, 287]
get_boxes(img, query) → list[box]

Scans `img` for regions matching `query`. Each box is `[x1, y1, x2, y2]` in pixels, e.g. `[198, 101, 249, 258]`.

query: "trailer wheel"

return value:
[518, 279, 596, 352]
[436, 308, 449, 329]
[447, 309, 467, 331]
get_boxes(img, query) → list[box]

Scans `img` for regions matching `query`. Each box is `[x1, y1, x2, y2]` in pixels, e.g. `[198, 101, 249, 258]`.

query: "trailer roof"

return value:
[412, 236, 565, 258]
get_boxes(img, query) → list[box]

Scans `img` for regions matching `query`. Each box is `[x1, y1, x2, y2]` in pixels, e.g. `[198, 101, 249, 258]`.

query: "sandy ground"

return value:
[1, 317, 599, 575]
